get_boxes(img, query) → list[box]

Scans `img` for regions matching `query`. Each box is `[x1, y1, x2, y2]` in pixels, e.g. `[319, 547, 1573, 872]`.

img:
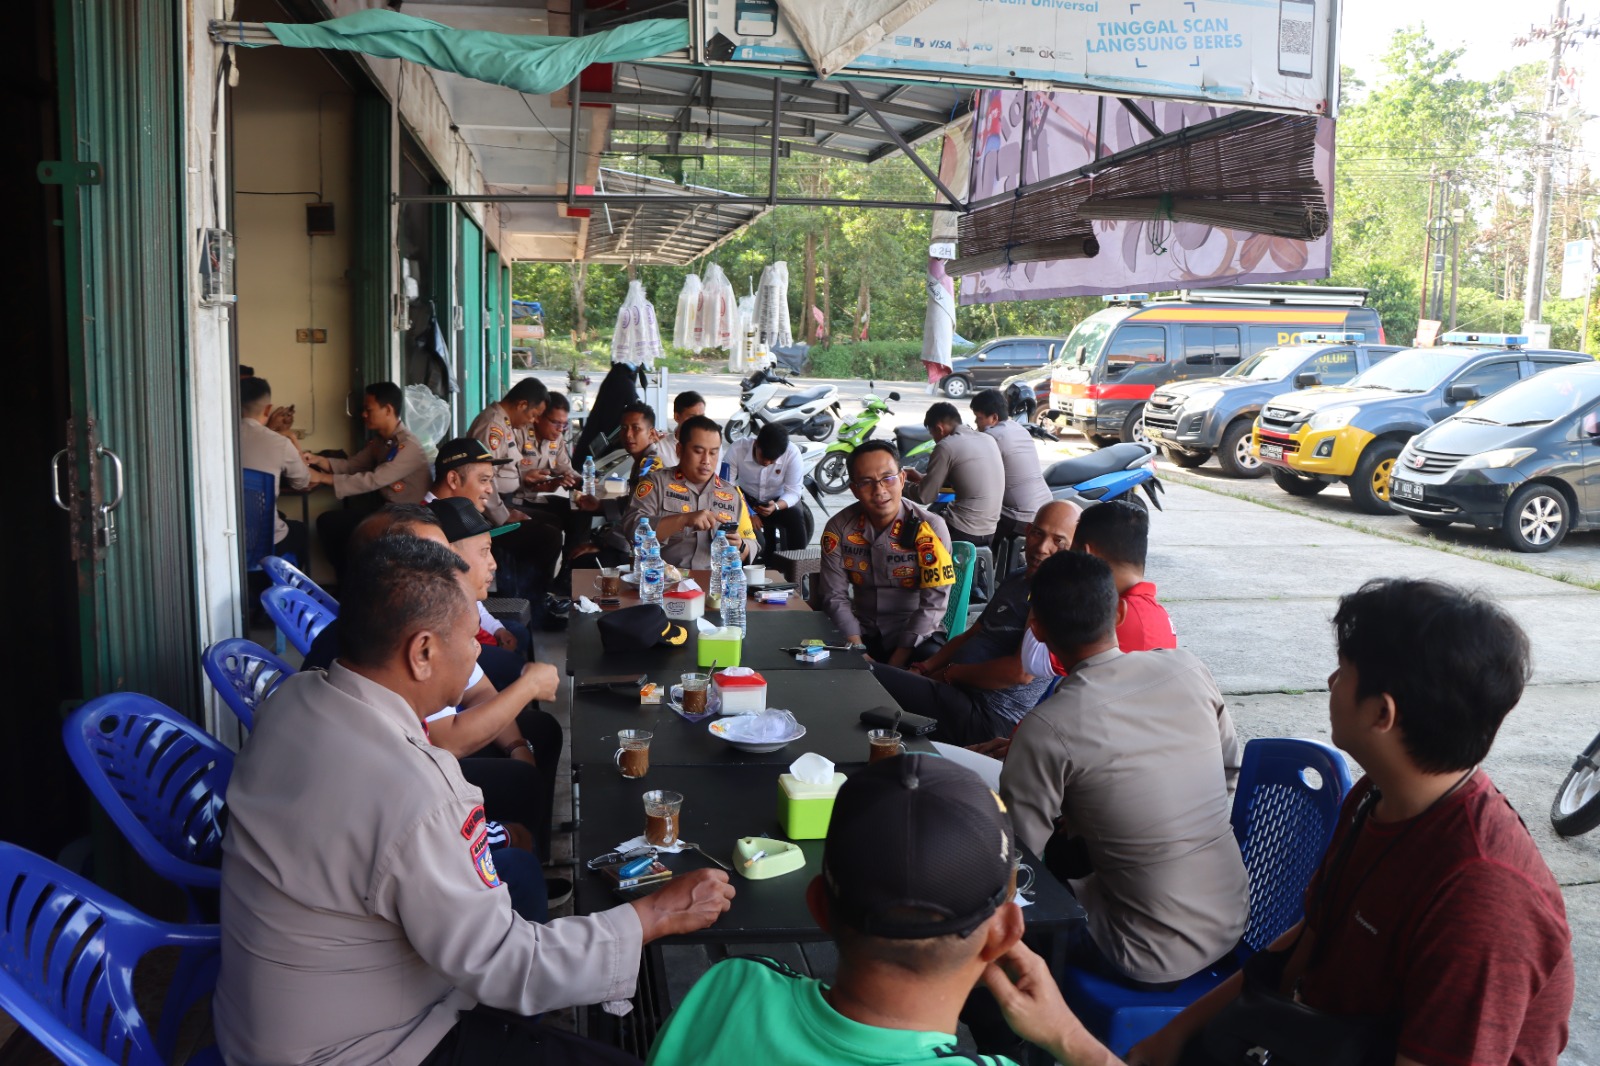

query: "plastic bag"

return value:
[403, 384, 452, 461]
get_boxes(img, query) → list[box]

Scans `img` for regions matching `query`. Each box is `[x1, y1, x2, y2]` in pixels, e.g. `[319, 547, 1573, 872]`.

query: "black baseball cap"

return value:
[823, 753, 1017, 939]
[435, 437, 512, 472]
[425, 496, 519, 541]
[596, 604, 689, 652]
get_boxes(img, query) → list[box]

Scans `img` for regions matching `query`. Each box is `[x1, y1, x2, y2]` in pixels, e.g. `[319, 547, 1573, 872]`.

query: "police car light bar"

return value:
[1441, 332, 1528, 347]
[1102, 293, 1150, 304]
[1290, 331, 1366, 343]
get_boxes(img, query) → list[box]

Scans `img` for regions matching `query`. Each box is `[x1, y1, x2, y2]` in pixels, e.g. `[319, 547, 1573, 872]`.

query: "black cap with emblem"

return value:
[596, 604, 690, 652]
[435, 437, 513, 473]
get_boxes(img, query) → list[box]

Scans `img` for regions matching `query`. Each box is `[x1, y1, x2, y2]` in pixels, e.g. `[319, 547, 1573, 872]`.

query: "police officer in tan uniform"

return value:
[623, 415, 756, 569]
[820, 440, 956, 667]
[307, 381, 433, 574]
[903, 401, 1004, 546]
[514, 391, 579, 504]
[215, 535, 734, 1066]
[465, 377, 547, 525]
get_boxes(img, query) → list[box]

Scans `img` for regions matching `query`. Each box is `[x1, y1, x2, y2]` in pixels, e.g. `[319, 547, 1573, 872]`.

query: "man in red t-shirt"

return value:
[970, 579, 1574, 1066]
[1075, 500, 1175, 652]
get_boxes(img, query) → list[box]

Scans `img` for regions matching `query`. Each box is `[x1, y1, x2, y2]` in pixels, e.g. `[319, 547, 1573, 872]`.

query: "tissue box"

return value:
[713, 669, 767, 715]
[697, 626, 742, 668]
[663, 587, 704, 621]
[778, 771, 847, 839]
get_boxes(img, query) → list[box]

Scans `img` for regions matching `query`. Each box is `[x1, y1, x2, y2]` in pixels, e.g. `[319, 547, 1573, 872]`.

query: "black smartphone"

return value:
[576, 673, 648, 691]
[860, 707, 938, 736]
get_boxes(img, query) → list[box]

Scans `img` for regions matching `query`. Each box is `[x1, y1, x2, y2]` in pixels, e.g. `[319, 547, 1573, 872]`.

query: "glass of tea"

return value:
[614, 729, 653, 778]
[643, 790, 683, 847]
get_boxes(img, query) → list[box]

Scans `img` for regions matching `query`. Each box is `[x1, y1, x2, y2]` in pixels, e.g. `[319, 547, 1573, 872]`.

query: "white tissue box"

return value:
[663, 587, 704, 620]
[713, 669, 767, 715]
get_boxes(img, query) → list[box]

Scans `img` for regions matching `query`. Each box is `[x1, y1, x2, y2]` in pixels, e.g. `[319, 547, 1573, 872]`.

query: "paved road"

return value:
[528, 367, 1599, 1058]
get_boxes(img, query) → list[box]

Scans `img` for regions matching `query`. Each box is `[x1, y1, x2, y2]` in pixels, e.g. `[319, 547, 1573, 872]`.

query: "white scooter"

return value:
[724, 367, 840, 444]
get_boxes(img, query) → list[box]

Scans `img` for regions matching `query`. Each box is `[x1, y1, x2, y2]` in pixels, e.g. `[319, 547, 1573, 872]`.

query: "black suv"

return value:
[1144, 337, 1401, 477]
[942, 336, 1058, 398]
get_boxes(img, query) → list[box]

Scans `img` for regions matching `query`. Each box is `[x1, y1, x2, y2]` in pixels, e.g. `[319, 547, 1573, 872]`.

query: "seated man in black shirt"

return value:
[868, 500, 1080, 744]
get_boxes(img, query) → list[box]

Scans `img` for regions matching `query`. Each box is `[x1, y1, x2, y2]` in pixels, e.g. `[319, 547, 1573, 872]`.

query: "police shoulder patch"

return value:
[822, 531, 839, 555]
[635, 480, 654, 499]
[487, 428, 503, 449]
[713, 489, 735, 503]
[460, 805, 486, 840]
[470, 831, 501, 888]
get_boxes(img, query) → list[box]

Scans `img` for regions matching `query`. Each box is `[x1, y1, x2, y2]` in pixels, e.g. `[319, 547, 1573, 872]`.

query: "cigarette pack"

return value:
[639, 683, 662, 705]
[601, 860, 673, 894]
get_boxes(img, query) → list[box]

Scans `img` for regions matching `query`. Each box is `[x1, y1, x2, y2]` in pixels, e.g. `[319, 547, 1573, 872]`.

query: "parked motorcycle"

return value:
[817, 392, 903, 494]
[724, 367, 840, 444]
[1044, 442, 1165, 511]
[1553, 732, 1600, 837]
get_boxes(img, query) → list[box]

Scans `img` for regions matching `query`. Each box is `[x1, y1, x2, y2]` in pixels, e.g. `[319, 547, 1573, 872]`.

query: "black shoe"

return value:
[541, 594, 571, 632]
[545, 876, 574, 908]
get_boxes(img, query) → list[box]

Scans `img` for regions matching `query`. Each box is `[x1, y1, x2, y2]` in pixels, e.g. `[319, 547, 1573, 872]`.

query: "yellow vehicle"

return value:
[1251, 333, 1588, 513]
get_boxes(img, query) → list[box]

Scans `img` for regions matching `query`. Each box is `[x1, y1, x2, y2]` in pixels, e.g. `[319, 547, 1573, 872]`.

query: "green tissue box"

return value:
[697, 626, 742, 668]
[778, 771, 847, 839]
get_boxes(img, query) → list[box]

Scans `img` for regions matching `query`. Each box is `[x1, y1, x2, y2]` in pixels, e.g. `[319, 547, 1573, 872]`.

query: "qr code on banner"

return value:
[1279, 17, 1313, 55]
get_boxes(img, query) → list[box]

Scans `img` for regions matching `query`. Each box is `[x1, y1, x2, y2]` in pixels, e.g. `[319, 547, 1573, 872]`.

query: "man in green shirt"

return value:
[648, 755, 1122, 1066]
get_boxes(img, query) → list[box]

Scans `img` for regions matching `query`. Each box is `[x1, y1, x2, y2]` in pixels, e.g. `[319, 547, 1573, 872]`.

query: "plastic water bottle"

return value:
[721, 557, 746, 634]
[641, 533, 665, 605]
[708, 529, 730, 608]
[581, 455, 597, 498]
[632, 516, 651, 572]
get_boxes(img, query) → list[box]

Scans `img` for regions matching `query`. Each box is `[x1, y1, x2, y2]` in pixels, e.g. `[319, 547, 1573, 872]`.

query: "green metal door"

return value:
[500, 263, 514, 394]
[458, 212, 485, 420]
[45, 0, 199, 714]
[354, 93, 393, 392]
[486, 249, 502, 395]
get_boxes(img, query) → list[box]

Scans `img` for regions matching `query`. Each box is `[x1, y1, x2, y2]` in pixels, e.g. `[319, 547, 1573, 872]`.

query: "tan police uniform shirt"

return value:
[324, 423, 429, 504]
[819, 498, 954, 649]
[983, 418, 1053, 523]
[465, 402, 521, 524]
[622, 467, 754, 569]
[999, 647, 1247, 985]
[239, 417, 311, 544]
[215, 665, 643, 1066]
[515, 431, 575, 505]
[915, 424, 1004, 537]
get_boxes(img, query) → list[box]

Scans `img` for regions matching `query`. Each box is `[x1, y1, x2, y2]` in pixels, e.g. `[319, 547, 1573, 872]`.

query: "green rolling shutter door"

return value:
[354, 93, 393, 391]
[486, 248, 502, 397]
[50, 0, 199, 713]
[458, 212, 484, 419]
[500, 263, 513, 394]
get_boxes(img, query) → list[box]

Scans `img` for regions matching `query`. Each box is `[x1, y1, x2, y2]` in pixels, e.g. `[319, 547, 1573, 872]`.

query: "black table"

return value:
[566, 610, 870, 678]
[574, 764, 1084, 943]
[570, 669, 935, 769]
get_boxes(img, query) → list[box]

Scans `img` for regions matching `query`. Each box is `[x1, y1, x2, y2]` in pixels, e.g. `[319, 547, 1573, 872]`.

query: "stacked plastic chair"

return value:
[202, 638, 294, 732]
[259, 586, 335, 657]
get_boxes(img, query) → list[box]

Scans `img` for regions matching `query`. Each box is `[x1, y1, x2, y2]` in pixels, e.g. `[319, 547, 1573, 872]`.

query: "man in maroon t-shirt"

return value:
[957, 579, 1574, 1066]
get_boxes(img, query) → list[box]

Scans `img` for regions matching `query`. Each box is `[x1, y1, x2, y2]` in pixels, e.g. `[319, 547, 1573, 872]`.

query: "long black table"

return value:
[573, 764, 1084, 943]
[566, 610, 871, 677]
[570, 669, 935, 769]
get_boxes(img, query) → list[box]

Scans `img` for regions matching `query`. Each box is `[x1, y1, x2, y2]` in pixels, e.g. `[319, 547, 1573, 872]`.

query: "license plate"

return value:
[1259, 443, 1284, 461]
[1391, 478, 1423, 502]
[1057, 400, 1074, 415]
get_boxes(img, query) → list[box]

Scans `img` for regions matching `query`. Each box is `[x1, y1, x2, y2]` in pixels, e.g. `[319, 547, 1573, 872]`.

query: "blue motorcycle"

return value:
[1044, 442, 1165, 511]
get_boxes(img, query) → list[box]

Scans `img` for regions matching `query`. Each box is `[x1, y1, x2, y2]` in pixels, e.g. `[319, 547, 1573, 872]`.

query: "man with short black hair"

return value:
[466, 378, 548, 526]
[654, 390, 705, 466]
[1073, 500, 1175, 652]
[905, 402, 1004, 547]
[970, 389, 1051, 544]
[649, 754, 1110, 1066]
[308, 381, 432, 573]
[515, 390, 579, 503]
[1126, 579, 1575, 1066]
[624, 415, 757, 568]
[217, 535, 736, 1066]
[239, 376, 314, 565]
[1001, 550, 1245, 991]
[725, 422, 807, 560]
[818, 441, 955, 666]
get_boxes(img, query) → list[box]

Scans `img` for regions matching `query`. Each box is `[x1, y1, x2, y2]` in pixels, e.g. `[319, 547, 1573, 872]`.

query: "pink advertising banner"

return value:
[958, 90, 1333, 304]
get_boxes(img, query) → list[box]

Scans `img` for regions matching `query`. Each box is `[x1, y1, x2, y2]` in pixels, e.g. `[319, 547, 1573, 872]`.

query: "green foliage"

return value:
[809, 341, 929, 381]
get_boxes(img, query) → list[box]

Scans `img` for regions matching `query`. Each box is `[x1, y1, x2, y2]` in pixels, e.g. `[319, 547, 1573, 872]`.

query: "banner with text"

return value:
[697, 0, 1336, 115]
[957, 89, 1333, 304]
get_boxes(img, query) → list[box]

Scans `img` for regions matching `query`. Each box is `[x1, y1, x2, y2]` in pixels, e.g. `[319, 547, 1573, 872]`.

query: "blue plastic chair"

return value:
[0, 842, 221, 1066]
[261, 554, 338, 614]
[260, 585, 335, 657]
[61, 695, 234, 905]
[1059, 738, 1354, 1057]
[241, 468, 282, 574]
[201, 638, 295, 733]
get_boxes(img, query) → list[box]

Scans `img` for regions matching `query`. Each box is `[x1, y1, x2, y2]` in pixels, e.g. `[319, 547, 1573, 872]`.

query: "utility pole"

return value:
[1515, 0, 1600, 325]
[1449, 180, 1463, 329]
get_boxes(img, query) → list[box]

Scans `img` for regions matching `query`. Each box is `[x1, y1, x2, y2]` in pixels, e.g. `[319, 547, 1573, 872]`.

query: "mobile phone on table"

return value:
[577, 673, 649, 691]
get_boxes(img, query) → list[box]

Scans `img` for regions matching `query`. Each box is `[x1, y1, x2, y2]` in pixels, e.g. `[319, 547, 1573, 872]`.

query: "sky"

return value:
[1341, 0, 1591, 86]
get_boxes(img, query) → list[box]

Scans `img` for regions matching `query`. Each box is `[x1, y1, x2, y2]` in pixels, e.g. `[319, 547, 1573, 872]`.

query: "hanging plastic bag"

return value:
[403, 384, 452, 461]
[695, 264, 737, 352]
[611, 279, 663, 369]
[674, 274, 702, 350]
